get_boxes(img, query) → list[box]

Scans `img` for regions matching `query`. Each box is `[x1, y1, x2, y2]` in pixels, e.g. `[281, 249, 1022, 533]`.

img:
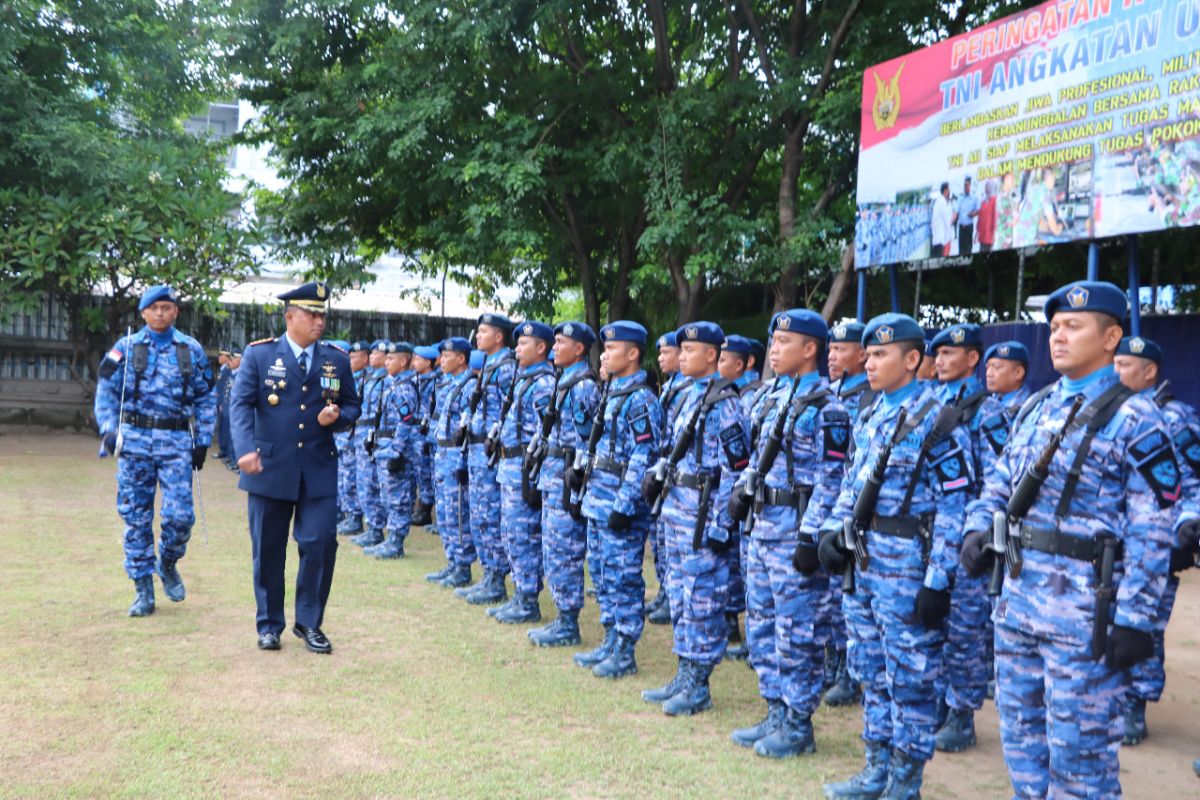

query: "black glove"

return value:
[728, 490, 752, 523]
[387, 457, 404, 474]
[640, 472, 664, 505]
[454, 466, 469, 485]
[528, 491, 543, 512]
[568, 467, 585, 492]
[192, 445, 208, 471]
[1105, 625, 1155, 670]
[1169, 547, 1194, 575]
[1179, 519, 1200, 550]
[485, 437, 498, 460]
[608, 510, 632, 531]
[817, 530, 849, 575]
[959, 530, 993, 577]
[792, 543, 820, 575]
[102, 432, 118, 456]
[364, 439, 377, 456]
[915, 587, 952, 629]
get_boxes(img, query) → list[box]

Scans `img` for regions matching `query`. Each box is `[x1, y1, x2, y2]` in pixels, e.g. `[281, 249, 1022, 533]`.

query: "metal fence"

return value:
[0, 294, 476, 425]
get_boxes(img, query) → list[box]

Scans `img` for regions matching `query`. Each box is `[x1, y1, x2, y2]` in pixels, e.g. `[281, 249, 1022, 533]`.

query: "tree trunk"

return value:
[820, 244, 856, 321]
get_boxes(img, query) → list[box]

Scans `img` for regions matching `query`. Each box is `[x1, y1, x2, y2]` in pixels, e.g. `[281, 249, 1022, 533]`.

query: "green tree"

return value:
[0, 0, 258, 381]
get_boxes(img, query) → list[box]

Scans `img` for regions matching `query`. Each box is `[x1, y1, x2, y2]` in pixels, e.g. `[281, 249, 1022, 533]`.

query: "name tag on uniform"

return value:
[267, 365, 287, 378]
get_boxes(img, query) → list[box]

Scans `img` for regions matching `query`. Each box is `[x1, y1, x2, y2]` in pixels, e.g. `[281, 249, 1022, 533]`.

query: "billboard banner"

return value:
[855, 0, 1200, 269]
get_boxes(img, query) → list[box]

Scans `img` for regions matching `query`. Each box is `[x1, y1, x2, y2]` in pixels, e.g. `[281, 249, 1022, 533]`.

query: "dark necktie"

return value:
[298, 351, 308, 373]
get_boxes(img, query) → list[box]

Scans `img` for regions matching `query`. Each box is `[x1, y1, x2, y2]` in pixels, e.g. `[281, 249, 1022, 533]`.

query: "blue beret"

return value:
[924, 335, 937, 357]
[600, 320, 648, 346]
[748, 339, 765, 366]
[771, 309, 829, 341]
[554, 321, 595, 348]
[349, 340, 370, 353]
[862, 313, 925, 347]
[477, 312, 513, 333]
[930, 324, 983, 351]
[828, 321, 866, 344]
[676, 321, 725, 347]
[277, 281, 329, 311]
[414, 345, 440, 361]
[721, 334, 754, 355]
[370, 339, 391, 352]
[469, 349, 486, 370]
[1044, 280, 1127, 321]
[393, 341, 414, 354]
[513, 320, 555, 344]
[138, 284, 179, 311]
[1117, 335, 1162, 364]
[984, 340, 1029, 366]
[440, 337, 471, 354]
[656, 331, 679, 350]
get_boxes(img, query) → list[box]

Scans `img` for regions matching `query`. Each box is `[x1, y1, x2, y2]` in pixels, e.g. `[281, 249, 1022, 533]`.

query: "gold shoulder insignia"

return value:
[324, 342, 347, 354]
[248, 337, 276, 347]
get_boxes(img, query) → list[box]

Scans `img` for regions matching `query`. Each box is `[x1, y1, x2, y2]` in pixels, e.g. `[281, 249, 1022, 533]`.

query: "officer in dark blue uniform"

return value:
[229, 282, 361, 653]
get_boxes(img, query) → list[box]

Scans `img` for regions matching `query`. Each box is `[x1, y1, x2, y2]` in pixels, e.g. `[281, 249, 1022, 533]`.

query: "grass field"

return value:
[1, 430, 1197, 798]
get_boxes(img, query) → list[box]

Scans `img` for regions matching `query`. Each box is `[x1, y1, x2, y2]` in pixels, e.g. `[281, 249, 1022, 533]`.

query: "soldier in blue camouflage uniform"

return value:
[1113, 335, 1199, 746]
[715, 334, 764, 662]
[458, 313, 517, 605]
[426, 338, 476, 587]
[336, 341, 369, 535]
[818, 313, 974, 800]
[572, 321, 662, 679]
[528, 322, 600, 647]
[214, 347, 233, 463]
[365, 342, 421, 560]
[960, 282, 1178, 799]
[95, 285, 217, 616]
[487, 322, 557, 624]
[822, 320, 873, 706]
[984, 341, 1031, 417]
[648, 332, 689, 624]
[351, 340, 391, 548]
[639, 322, 748, 715]
[412, 345, 440, 527]
[724, 310, 850, 757]
[926, 323, 1007, 754]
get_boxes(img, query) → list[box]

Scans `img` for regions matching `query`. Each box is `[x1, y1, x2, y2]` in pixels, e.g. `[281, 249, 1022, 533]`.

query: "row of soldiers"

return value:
[332, 283, 1198, 799]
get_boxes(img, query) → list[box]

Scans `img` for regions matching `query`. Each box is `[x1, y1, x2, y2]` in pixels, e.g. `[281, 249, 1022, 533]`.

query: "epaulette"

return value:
[323, 341, 348, 354]
[248, 337, 276, 347]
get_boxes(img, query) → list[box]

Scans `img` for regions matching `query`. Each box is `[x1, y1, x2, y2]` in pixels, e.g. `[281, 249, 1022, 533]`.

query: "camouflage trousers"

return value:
[500, 484, 543, 595]
[116, 453, 193, 580]
[938, 571, 992, 712]
[379, 461, 414, 540]
[433, 458, 475, 567]
[589, 515, 650, 641]
[541, 489, 587, 613]
[843, 557, 945, 762]
[746, 536, 829, 715]
[995, 621, 1124, 798]
[663, 521, 729, 666]
[1129, 573, 1180, 703]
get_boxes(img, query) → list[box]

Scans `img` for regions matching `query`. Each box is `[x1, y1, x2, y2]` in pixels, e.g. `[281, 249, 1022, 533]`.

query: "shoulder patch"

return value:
[1129, 427, 1182, 508]
[932, 447, 970, 494]
[1173, 425, 1200, 470]
[820, 411, 850, 461]
[719, 424, 750, 470]
[979, 413, 1009, 455]
[628, 404, 654, 444]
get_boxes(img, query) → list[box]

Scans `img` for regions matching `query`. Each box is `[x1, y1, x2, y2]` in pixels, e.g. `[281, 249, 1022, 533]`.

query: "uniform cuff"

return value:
[923, 565, 950, 592]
